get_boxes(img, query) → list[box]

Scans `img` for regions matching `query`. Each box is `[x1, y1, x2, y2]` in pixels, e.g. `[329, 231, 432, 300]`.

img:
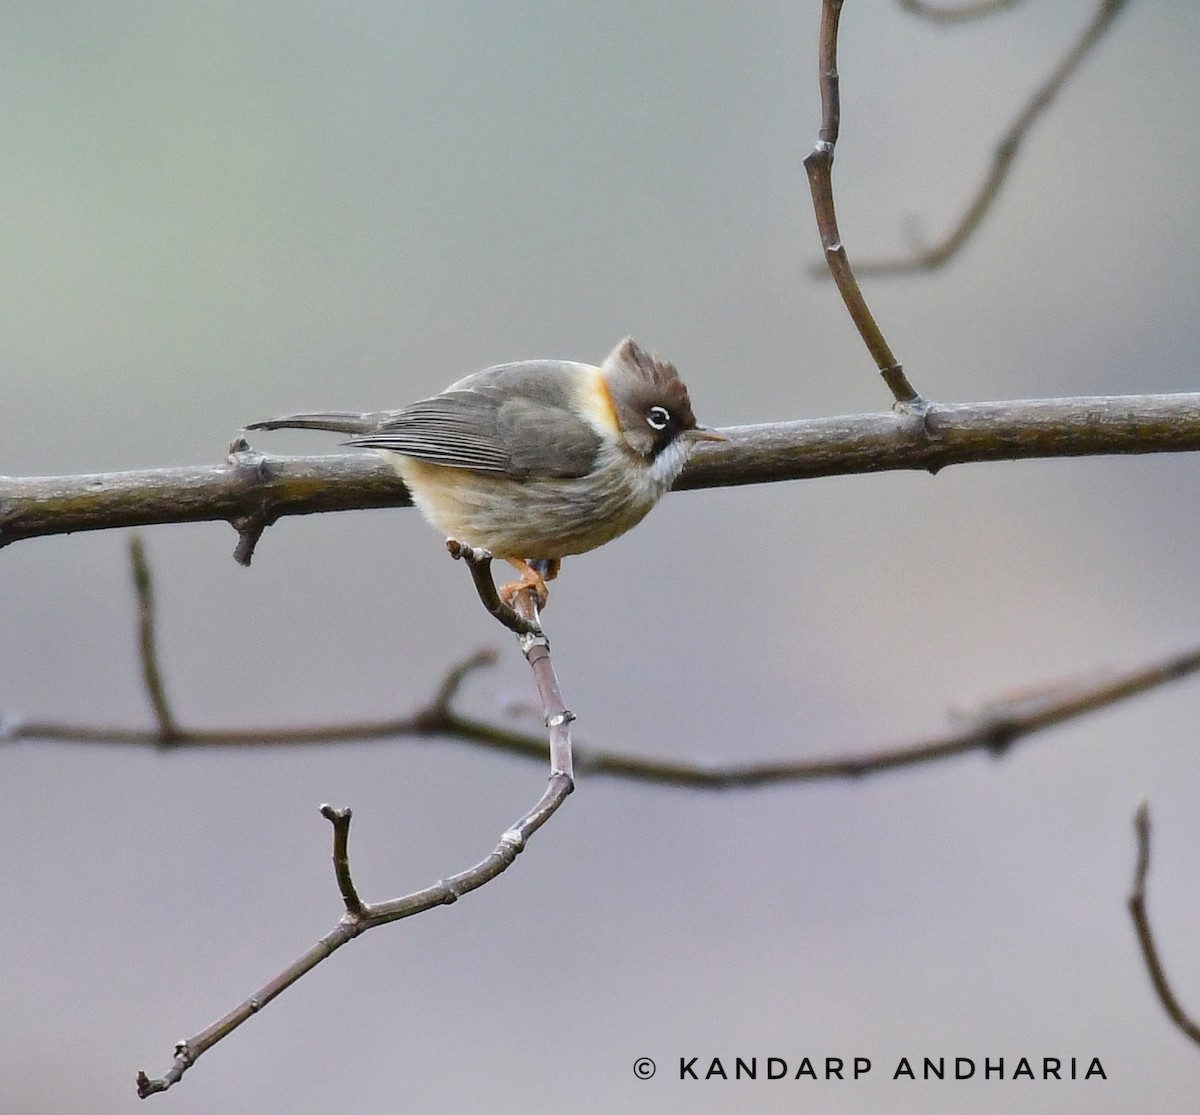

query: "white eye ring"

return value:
[646, 406, 671, 430]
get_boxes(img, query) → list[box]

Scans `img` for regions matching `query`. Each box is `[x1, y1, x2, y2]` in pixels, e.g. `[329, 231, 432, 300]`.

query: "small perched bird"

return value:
[247, 338, 725, 606]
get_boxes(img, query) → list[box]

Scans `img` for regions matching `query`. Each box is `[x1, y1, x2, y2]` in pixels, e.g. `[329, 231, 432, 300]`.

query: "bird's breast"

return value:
[380, 438, 690, 561]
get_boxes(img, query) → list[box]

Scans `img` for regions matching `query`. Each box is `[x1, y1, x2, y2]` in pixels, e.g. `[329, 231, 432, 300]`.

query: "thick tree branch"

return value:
[5, 395, 1200, 560]
[1127, 804, 1200, 1048]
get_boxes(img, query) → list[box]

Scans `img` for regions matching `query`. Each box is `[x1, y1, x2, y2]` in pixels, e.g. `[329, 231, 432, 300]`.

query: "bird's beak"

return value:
[688, 425, 731, 443]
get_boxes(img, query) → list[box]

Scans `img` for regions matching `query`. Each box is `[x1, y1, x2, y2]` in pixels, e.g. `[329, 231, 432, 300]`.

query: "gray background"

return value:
[3, 2, 1199, 1112]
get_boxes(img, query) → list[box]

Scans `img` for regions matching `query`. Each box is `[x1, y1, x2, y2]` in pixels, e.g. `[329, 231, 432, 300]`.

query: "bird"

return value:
[246, 338, 726, 608]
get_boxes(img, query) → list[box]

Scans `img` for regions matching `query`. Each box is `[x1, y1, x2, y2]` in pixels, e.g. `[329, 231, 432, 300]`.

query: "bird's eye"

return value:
[646, 406, 671, 430]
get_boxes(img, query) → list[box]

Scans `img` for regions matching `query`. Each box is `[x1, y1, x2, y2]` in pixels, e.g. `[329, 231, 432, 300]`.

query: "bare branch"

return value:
[853, 0, 1131, 275]
[6, 394, 1200, 556]
[136, 588, 575, 1097]
[571, 644, 1200, 786]
[898, 0, 1024, 24]
[11, 576, 1200, 786]
[511, 590, 574, 782]
[803, 0, 922, 403]
[1, 649, 502, 750]
[1127, 804, 1200, 1048]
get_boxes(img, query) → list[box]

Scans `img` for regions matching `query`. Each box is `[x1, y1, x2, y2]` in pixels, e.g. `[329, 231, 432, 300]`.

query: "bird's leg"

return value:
[499, 558, 559, 611]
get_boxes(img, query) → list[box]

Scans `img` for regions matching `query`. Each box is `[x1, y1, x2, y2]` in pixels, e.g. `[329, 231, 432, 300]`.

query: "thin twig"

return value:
[319, 805, 363, 916]
[136, 587, 575, 1097]
[128, 534, 182, 741]
[803, 0, 922, 404]
[1127, 803, 1200, 1047]
[511, 590, 573, 781]
[851, 0, 1131, 275]
[898, 0, 1023, 24]
[446, 541, 543, 636]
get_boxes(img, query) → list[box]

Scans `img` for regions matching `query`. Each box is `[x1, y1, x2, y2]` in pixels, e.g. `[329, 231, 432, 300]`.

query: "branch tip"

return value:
[323, 803, 363, 915]
[230, 515, 267, 566]
[320, 803, 352, 825]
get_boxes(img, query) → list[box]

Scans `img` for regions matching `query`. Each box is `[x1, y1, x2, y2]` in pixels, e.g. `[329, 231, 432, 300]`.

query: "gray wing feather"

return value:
[250, 361, 602, 479]
[350, 392, 515, 472]
[348, 362, 602, 479]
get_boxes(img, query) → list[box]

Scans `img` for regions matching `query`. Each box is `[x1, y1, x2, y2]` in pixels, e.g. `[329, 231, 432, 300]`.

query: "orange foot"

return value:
[499, 558, 561, 611]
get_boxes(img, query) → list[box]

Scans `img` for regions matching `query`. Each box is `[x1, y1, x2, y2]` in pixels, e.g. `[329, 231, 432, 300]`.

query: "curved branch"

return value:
[5, 395, 1200, 557]
[852, 0, 1131, 275]
[803, 0, 921, 403]
[1127, 804, 1200, 1047]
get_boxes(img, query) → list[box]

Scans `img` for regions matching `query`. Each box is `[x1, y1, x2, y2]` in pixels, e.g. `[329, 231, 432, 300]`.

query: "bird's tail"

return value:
[244, 411, 392, 436]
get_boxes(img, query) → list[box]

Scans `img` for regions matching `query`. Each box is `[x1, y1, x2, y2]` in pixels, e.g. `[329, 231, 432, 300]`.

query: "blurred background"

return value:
[3, 2, 1199, 1112]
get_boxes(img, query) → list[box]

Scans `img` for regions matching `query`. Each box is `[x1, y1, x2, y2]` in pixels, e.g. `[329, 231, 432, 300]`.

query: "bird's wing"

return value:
[348, 363, 603, 479]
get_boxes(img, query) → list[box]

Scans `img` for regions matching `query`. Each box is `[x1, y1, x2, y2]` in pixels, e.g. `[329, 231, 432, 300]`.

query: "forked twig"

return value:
[803, 0, 923, 405]
[1127, 804, 1200, 1048]
[852, 0, 1131, 274]
[135, 559, 574, 1097]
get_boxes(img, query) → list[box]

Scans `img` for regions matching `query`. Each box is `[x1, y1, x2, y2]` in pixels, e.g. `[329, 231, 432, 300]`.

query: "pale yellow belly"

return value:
[382, 445, 680, 560]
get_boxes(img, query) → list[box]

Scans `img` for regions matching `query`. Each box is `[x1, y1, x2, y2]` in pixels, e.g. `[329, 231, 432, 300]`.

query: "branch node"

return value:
[499, 828, 525, 851]
[518, 629, 550, 655]
[224, 441, 277, 565]
[226, 436, 253, 459]
[881, 365, 924, 408]
[980, 715, 1018, 756]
